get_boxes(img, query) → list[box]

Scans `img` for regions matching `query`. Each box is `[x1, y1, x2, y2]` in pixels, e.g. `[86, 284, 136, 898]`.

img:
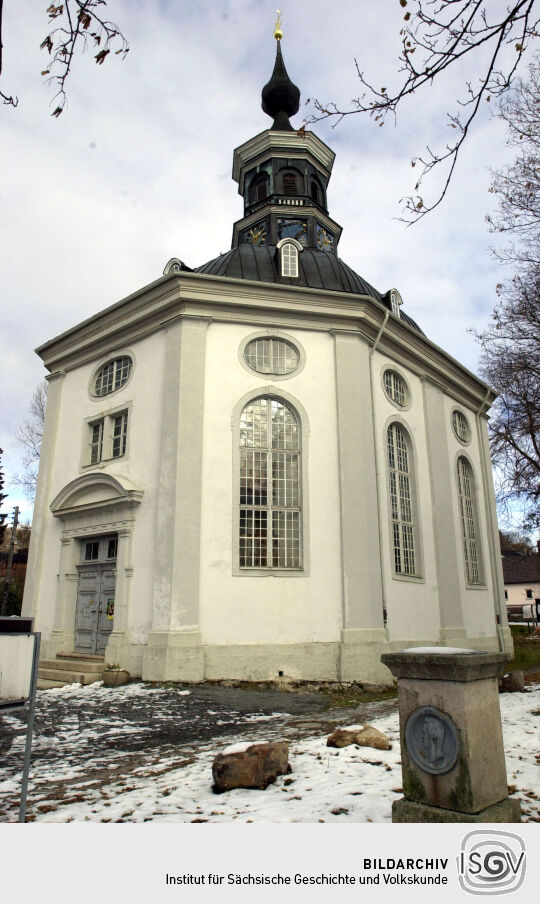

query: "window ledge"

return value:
[392, 572, 425, 584]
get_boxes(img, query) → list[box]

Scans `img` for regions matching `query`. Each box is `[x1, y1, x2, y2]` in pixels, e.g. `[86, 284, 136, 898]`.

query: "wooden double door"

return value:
[75, 535, 117, 655]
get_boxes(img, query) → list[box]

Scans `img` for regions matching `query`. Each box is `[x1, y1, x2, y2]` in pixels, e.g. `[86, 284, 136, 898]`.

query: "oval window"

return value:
[383, 369, 409, 407]
[452, 409, 471, 443]
[244, 337, 299, 376]
[93, 356, 133, 397]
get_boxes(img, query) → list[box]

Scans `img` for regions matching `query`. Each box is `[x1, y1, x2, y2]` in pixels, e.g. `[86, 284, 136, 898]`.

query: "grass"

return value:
[506, 625, 540, 673]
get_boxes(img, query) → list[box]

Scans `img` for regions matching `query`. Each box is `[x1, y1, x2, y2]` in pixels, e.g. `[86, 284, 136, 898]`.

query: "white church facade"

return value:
[22, 34, 512, 685]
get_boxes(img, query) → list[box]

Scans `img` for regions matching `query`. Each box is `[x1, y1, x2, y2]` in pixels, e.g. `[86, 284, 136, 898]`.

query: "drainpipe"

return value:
[369, 310, 390, 630]
[476, 388, 505, 652]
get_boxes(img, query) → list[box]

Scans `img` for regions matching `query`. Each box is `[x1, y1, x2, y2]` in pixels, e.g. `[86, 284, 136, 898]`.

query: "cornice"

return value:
[36, 270, 494, 410]
[233, 129, 335, 189]
[231, 204, 343, 247]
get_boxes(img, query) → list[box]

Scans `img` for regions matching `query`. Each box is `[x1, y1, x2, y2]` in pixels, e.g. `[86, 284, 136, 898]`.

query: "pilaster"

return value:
[333, 332, 385, 680]
[144, 315, 209, 680]
[422, 380, 466, 642]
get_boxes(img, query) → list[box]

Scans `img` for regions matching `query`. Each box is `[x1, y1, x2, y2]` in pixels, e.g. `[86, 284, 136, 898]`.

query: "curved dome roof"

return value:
[195, 245, 424, 334]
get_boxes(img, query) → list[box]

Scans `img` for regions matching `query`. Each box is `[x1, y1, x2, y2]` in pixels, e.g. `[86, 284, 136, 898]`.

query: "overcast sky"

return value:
[0, 0, 530, 524]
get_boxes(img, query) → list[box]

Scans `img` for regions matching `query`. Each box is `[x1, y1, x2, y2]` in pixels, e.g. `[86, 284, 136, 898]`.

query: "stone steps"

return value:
[40, 658, 104, 673]
[37, 652, 105, 690]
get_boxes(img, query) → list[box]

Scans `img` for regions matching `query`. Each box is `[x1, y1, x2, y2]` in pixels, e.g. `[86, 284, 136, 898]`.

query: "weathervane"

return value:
[274, 9, 283, 41]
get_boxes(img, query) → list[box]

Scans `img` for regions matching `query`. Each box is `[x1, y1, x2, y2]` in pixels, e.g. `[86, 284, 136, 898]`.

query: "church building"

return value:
[22, 27, 512, 685]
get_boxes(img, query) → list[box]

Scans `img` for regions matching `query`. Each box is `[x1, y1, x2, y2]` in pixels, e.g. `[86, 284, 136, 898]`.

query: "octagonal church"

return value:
[23, 31, 512, 685]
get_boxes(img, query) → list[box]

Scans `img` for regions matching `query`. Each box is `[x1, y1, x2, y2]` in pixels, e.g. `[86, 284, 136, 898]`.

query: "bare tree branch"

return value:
[1, 2, 128, 116]
[306, 1, 540, 222]
[13, 382, 48, 501]
[40, 1, 129, 117]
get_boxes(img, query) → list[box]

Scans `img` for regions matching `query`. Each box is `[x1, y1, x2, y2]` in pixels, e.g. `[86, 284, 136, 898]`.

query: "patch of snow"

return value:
[221, 740, 268, 755]
[341, 725, 365, 732]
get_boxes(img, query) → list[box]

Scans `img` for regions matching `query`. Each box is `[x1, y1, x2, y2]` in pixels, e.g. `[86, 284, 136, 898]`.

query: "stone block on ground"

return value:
[212, 740, 290, 792]
[327, 724, 391, 750]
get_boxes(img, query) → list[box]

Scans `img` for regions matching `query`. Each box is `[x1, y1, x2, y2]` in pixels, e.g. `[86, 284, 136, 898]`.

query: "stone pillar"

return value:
[422, 380, 467, 644]
[382, 649, 520, 823]
[22, 371, 65, 659]
[144, 315, 210, 681]
[333, 332, 386, 682]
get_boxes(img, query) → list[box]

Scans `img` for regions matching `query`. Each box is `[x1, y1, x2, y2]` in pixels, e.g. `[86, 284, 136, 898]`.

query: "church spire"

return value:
[261, 13, 300, 131]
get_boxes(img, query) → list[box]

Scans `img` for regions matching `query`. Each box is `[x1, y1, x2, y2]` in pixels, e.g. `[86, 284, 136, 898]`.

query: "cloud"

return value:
[0, 0, 522, 520]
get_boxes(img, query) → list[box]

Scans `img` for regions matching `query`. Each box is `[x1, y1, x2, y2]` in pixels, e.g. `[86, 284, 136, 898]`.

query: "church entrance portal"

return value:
[75, 535, 118, 654]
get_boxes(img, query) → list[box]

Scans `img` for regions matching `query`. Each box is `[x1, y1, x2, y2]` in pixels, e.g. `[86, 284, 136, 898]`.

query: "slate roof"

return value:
[502, 554, 540, 584]
[196, 245, 424, 335]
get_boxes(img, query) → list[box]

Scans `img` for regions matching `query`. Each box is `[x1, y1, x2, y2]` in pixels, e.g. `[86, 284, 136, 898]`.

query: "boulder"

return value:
[499, 670, 526, 693]
[327, 724, 392, 750]
[212, 741, 290, 792]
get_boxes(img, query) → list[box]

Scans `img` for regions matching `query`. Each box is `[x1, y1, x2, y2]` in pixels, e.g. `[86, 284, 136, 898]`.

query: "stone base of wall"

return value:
[142, 630, 204, 681]
[111, 632, 507, 684]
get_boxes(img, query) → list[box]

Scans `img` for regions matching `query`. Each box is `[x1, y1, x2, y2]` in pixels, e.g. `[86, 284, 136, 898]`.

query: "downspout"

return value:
[476, 388, 505, 652]
[369, 310, 390, 630]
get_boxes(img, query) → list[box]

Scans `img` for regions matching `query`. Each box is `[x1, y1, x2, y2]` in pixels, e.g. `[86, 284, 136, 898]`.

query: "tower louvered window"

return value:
[456, 456, 481, 584]
[387, 423, 416, 575]
[239, 397, 301, 569]
[283, 173, 297, 195]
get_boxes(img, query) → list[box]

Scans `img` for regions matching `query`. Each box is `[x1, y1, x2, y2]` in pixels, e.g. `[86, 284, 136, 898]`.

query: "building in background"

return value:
[502, 545, 540, 623]
[22, 30, 512, 683]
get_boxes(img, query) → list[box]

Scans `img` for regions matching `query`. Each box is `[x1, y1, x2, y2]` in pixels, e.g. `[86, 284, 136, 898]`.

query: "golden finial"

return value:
[274, 9, 283, 41]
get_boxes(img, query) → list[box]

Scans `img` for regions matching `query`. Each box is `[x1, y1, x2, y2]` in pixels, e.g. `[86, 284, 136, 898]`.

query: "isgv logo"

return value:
[458, 830, 526, 895]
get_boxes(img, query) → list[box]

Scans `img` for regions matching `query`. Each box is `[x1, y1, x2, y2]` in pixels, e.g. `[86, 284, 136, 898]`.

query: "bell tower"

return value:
[231, 19, 342, 254]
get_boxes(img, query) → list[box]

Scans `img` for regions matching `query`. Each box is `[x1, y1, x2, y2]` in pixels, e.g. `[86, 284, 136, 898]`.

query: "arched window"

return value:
[239, 397, 301, 569]
[249, 174, 269, 204]
[387, 423, 417, 575]
[281, 242, 299, 277]
[310, 180, 320, 204]
[456, 456, 482, 584]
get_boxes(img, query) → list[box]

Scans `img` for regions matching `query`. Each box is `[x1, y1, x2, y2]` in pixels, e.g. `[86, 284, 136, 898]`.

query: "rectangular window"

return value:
[526, 589, 533, 599]
[86, 410, 129, 465]
[107, 537, 118, 559]
[112, 412, 128, 458]
[90, 421, 104, 464]
[85, 540, 99, 561]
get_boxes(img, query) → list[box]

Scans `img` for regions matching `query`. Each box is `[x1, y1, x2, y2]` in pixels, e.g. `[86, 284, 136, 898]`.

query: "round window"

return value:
[93, 356, 133, 397]
[383, 369, 409, 407]
[452, 409, 471, 443]
[244, 337, 299, 376]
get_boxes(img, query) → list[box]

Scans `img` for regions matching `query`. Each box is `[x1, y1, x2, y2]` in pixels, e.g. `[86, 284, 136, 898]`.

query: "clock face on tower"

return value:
[316, 223, 334, 252]
[243, 221, 267, 245]
[277, 218, 308, 246]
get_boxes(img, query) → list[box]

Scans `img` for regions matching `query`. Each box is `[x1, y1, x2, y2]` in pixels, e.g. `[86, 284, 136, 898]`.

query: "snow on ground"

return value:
[0, 683, 538, 823]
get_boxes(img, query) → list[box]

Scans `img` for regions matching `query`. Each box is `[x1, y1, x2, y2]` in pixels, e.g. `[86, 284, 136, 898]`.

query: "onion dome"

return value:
[261, 39, 300, 131]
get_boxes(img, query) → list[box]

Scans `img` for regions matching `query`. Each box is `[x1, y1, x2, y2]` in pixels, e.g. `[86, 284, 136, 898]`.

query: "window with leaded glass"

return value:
[112, 412, 128, 457]
[87, 409, 128, 465]
[93, 356, 132, 397]
[244, 337, 299, 376]
[383, 370, 408, 408]
[456, 456, 481, 584]
[387, 423, 417, 576]
[90, 420, 104, 464]
[281, 242, 299, 277]
[239, 397, 301, 569]
[452, 409, 470, 443]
